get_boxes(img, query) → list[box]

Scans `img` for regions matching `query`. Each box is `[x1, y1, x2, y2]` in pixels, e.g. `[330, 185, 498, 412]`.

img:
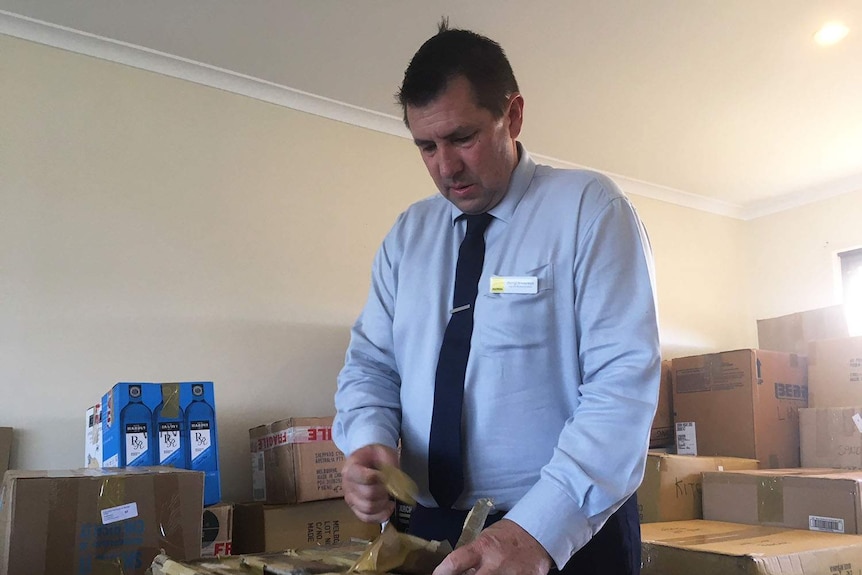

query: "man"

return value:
[334, 22, 660, 575]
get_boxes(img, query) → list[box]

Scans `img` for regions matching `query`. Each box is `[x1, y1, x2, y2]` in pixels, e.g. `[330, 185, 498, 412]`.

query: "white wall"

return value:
[1, 34, 820, 501]
[629, 196, 753, 357]
[1, 35, 431, 500]
[746, 190, 862, 322]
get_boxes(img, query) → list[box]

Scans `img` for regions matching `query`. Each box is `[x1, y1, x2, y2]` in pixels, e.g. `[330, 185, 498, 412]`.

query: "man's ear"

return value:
[506, 93, 525, 139]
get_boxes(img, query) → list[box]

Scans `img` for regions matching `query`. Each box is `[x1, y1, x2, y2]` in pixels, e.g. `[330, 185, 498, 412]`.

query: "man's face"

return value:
[406, 76, 523, 215]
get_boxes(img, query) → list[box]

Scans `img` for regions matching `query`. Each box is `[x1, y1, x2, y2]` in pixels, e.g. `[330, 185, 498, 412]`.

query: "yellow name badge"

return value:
[489, 276, 538, 294]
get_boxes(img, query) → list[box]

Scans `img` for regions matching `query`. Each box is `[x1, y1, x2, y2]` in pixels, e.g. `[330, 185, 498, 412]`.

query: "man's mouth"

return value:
[449, 183, 475, 195]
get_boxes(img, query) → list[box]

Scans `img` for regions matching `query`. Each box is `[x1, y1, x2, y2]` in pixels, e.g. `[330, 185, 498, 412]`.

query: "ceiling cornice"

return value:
[5, 8, 815, 222]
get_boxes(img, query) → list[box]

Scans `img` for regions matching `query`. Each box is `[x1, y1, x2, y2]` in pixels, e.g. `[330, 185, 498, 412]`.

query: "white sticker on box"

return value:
[853, 413, 862, 434]
[101, 502, 138, 525]
[252, 451, 266, 501]
[675, 422, 698, 456]
[809, 515, 845, 533]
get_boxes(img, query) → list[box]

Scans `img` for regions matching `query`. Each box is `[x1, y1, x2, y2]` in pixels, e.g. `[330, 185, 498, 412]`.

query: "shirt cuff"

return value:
[504, 478, 592, 569]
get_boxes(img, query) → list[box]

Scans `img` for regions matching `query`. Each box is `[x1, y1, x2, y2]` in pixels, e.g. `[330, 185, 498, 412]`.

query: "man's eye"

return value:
[421, 144, 436, 153]
[453, 134, 474, 144]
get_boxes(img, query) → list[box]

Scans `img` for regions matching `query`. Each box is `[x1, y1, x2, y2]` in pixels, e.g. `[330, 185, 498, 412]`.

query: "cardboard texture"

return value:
[650, 361, 674, 448]
[232, 498, 380, 554]
[0, 467, 204, 575]
[672, 349, 807, 468]
[641, 519, 862, 575]
[807, 336, 862, 408]
[0, 428, 11, 478]
[799, 406, 862, 469]
[757, 305, 849, 357]
[249, 416, 344, 504]
[638, 452, 759, 523]
[702, 468, 862, 533]
[201, 502, 232, 557]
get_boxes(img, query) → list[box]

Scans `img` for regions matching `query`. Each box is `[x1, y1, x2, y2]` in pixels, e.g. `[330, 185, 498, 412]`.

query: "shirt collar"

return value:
[450, 142, 537, 226]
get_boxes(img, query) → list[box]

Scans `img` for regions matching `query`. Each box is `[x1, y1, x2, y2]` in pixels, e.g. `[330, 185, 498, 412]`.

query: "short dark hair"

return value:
[396, 19, 519, 125]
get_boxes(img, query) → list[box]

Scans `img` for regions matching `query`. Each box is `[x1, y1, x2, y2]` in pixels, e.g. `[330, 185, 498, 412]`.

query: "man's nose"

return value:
[437, 145, 463, 179]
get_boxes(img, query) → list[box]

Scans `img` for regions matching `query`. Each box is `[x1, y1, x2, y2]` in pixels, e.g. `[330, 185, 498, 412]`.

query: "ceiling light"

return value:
[814, 22, 849, 46]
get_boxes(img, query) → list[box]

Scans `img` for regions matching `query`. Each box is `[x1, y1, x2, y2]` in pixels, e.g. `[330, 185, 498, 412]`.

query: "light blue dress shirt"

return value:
[334, 145, 661, 567]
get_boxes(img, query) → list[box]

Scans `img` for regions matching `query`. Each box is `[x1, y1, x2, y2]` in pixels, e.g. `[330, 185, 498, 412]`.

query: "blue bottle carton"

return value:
[99, 381, 221, 505]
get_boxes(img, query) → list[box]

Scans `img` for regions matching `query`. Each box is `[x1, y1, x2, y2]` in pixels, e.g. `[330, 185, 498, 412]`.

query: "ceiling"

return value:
[2, 1, 860, 219]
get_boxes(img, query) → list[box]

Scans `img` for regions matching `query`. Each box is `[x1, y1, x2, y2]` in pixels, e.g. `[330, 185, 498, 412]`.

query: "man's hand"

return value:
[341, 443, 399, 523]
[432, 519, 553, 575]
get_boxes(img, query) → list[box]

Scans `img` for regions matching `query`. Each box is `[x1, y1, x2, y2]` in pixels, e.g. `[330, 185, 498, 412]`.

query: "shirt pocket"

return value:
[475, 262, 555, 353]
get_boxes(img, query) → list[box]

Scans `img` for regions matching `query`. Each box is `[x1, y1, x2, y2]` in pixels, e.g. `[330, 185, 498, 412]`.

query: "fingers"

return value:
[432, 543, 482, 575]
[341, 444, 400, 523]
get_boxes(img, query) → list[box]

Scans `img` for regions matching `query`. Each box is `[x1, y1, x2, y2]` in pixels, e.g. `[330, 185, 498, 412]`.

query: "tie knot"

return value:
[464, 213, 493, 238]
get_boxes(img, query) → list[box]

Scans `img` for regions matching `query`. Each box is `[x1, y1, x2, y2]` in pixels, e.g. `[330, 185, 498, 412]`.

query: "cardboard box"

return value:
[702, 468, 862, 533]
[249, 416, 344, 504]
[808, 336, 862, 408]
[84, 405, 101, 468]
[800, 406, 862, 469]
[95, 382, 221, 505]
[0, 467, 203, 575]
[672, 349, 807, 468]
[231, 498, 380, 553]
[650, 361, 674, 448]
[641, 519, 862, 575]
[201, 502, 232, 557]
[637, 451, 759, 523]
[757, 305, 848, 357]
[0, 428, 11, 478]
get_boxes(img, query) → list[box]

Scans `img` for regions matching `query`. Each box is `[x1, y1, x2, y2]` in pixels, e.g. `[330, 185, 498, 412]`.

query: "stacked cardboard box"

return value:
[0, 467, 204, 575]
[232, 498, 380, 554]
[237, 416, 376, 554]
[672, 349, 807, 468]
[0, 428, 11, 478]
[702, 468, 862, 533]
[798, 337, 862, 473]
[805, 336, 862, 408]
[249, 416, 344, 505]
[641, 520, 862, 575]
[649, 361, 674, 448]
[201, 502, 233, 557]
[637, 451, 759, 523]
[757, 305, 848, 357]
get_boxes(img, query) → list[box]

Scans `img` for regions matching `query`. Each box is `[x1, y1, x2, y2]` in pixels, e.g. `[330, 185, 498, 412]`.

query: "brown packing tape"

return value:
[757, 477, 784, 524]
[161, 383, 181, 420]
[155, 472, 188, 558]
[45, 475, 80, 573]
[656, 526, 774, 547]
[814, 408, 834, 457]
[98, 475, 126, 511]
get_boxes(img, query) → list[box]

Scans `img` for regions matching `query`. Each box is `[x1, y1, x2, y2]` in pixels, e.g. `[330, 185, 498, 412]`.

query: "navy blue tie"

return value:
[428, 212, 493, 509]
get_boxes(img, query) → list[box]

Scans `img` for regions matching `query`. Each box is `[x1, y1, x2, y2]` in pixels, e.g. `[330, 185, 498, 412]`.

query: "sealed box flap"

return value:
[643, 520, 862, 556]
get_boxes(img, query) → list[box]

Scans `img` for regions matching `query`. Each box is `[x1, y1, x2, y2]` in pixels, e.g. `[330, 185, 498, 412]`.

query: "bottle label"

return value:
[190, 420, 211, 461]
[125, 423, 148, 462]
[158, 421, 181, 463]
